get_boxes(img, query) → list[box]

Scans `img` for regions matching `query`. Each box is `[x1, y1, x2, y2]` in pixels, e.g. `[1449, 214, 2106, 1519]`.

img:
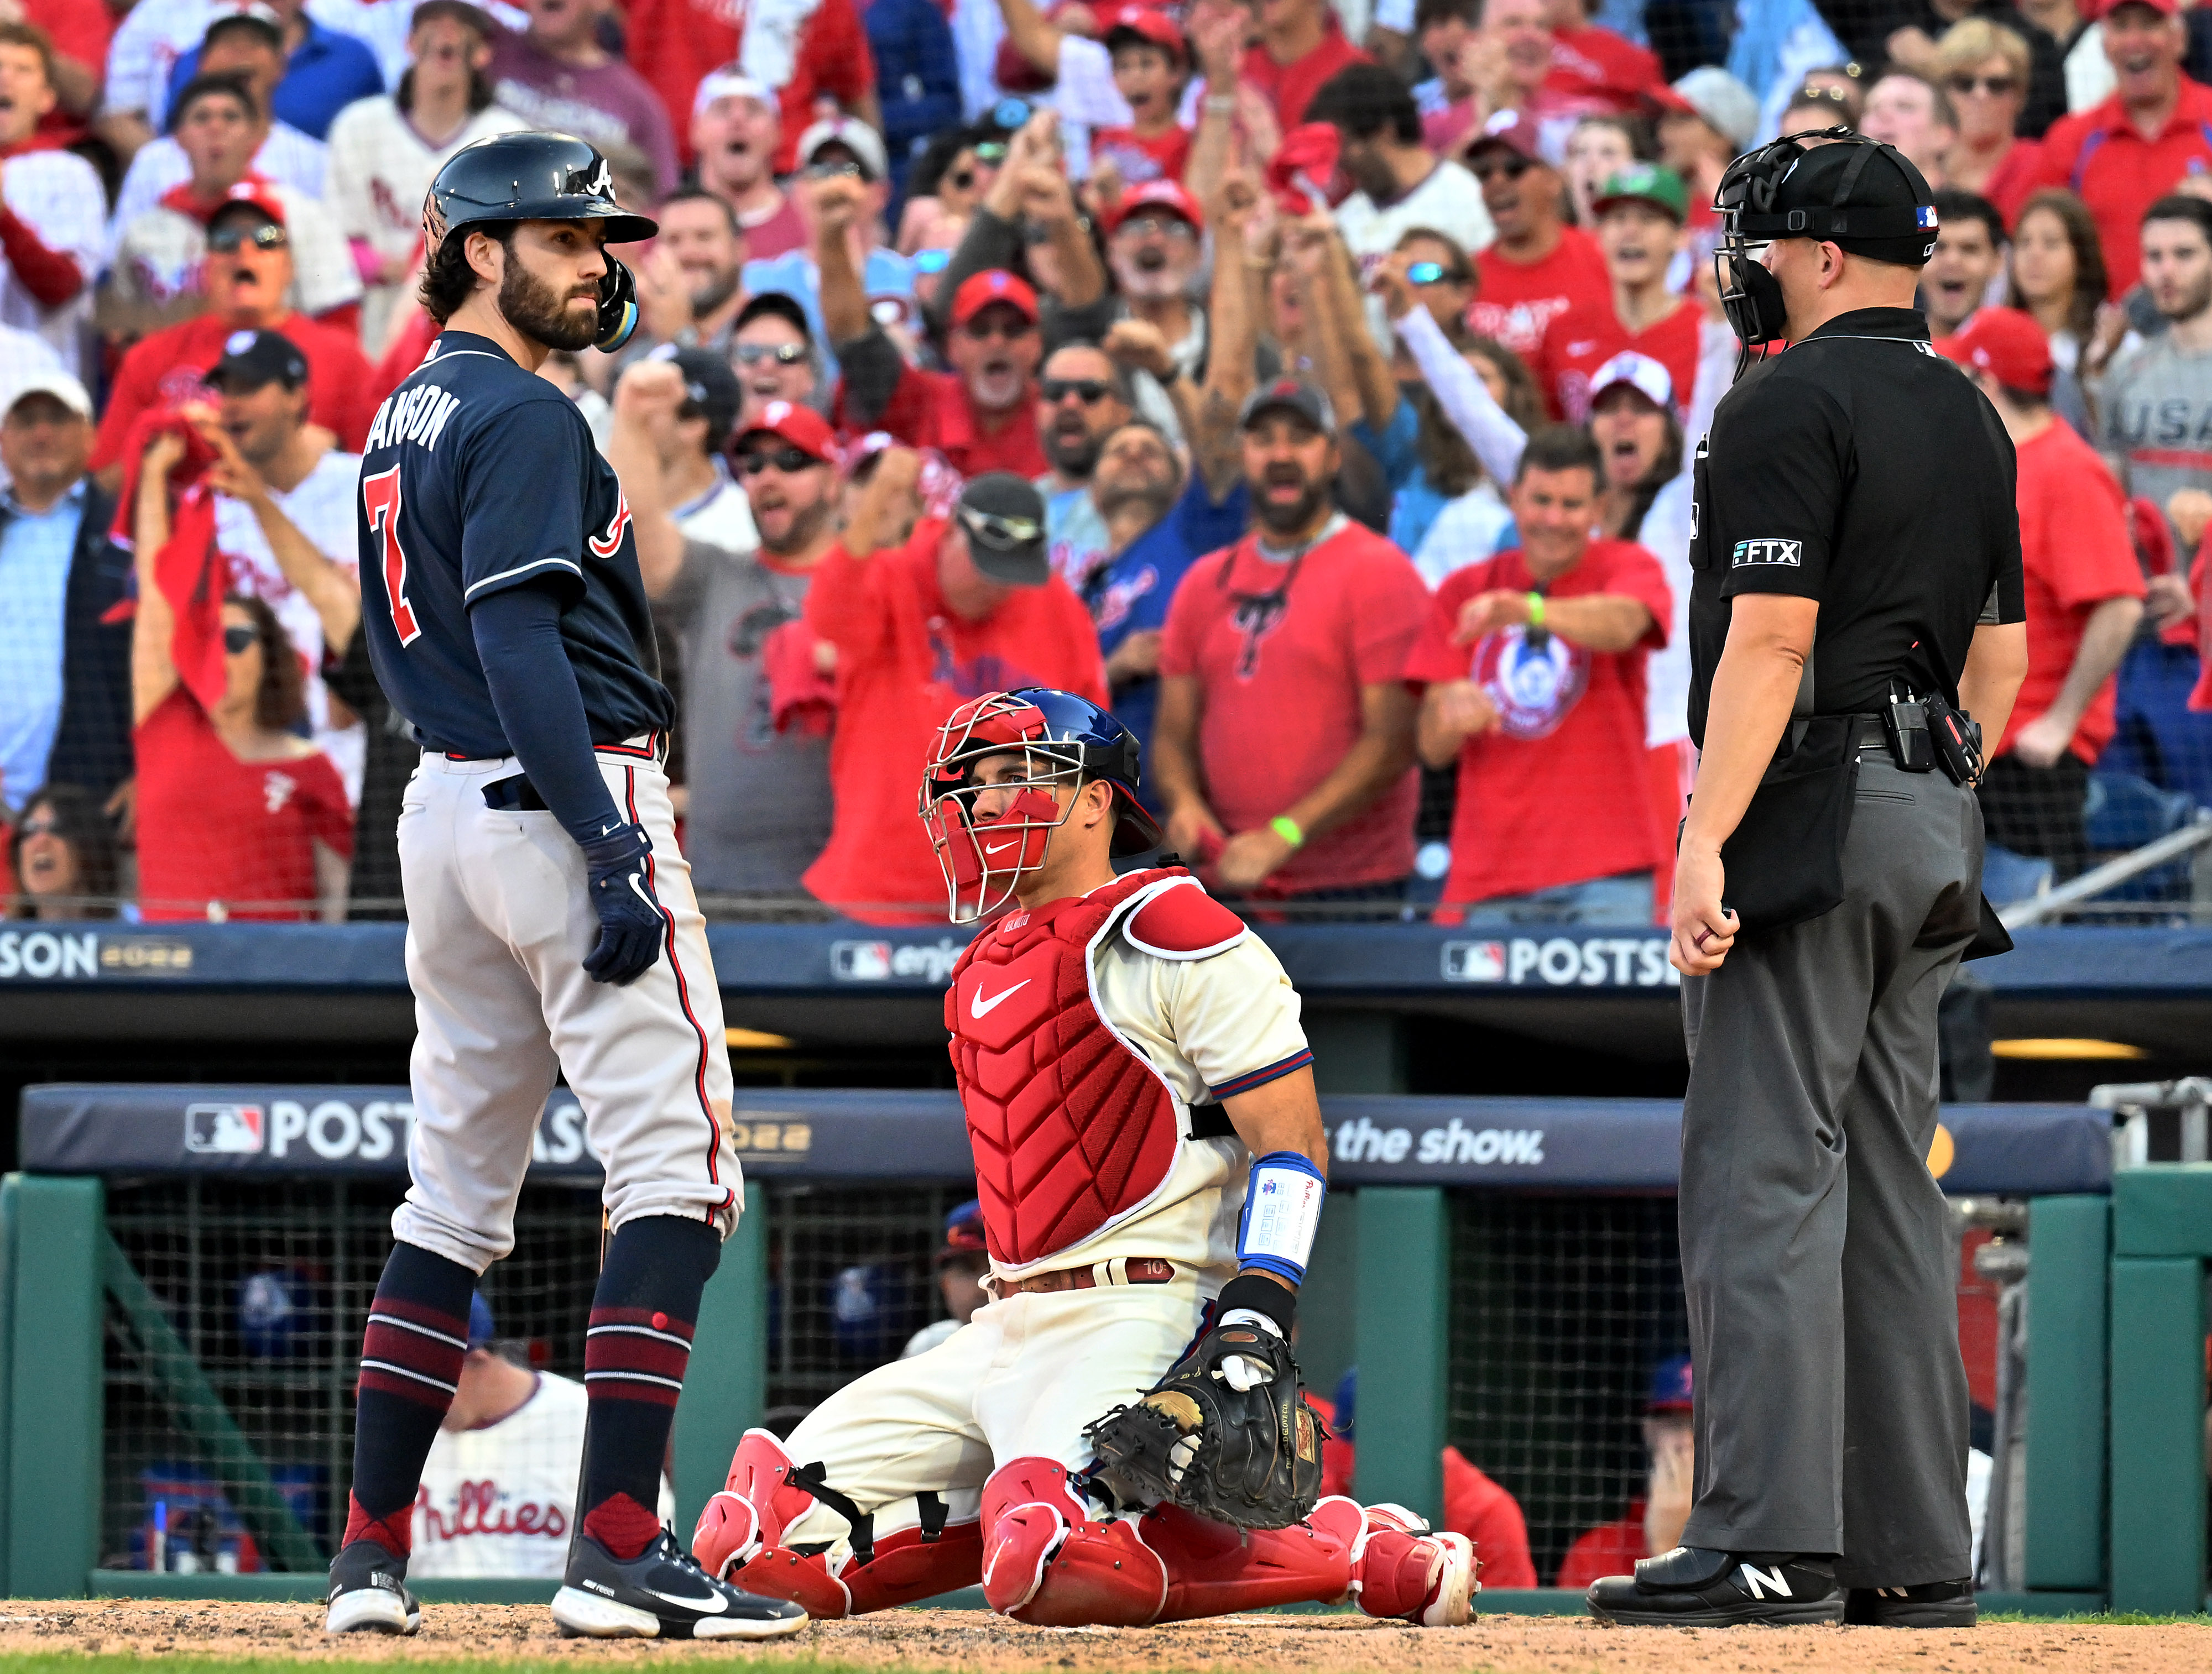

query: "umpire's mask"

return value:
[1714, 129, 1938, 372]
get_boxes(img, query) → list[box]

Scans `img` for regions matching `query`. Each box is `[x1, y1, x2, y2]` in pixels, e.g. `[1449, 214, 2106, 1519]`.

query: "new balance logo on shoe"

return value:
[1739, 1563, 1792, 1600]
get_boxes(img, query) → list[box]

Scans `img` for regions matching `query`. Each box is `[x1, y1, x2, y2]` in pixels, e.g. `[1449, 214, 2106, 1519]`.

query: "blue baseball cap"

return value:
[1649, 1352, 1693, 1412]
[938, 1199, 987, 1266]
[468, 1293, 496, 1349]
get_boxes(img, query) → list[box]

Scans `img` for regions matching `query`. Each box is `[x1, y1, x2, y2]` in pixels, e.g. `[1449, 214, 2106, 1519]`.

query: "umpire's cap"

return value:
[424, 131, 658, 252]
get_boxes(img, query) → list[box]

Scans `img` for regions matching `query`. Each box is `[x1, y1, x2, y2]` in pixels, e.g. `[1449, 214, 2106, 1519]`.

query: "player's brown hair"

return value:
[226, 595, 307, 730]
[0, 22, 54, 87]
[418, 222, 514, 323]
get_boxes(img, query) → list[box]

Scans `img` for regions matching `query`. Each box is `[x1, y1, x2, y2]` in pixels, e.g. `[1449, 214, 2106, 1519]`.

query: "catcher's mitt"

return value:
[1082, 1318, 1324, 1530]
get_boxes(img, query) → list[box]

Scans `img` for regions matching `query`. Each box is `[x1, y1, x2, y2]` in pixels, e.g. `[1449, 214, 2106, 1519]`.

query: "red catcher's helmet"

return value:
[918, 688, 1163, 923]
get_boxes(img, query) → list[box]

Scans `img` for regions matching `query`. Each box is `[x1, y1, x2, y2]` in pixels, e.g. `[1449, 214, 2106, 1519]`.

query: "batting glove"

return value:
[579, 823, 666, 985]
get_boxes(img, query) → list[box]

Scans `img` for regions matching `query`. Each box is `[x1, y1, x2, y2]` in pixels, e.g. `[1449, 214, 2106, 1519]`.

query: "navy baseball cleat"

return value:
[551, 1527, 811, 1639]
[1586, 1546, 1845, 1626]
[323, 1539, 420, 1635]
[1844, 1578, 1977, 1628]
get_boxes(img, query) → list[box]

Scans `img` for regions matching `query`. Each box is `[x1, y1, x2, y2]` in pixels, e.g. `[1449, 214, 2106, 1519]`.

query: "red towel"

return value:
[102, 407, 227, 714]
[761, 618, 838, 739]
[1266, 124, 1340, 216]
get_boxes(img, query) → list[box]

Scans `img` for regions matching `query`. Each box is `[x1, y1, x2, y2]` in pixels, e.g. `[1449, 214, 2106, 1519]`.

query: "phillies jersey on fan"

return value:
[409, 1373, 674, 1578]
[356, 329, 672, 758]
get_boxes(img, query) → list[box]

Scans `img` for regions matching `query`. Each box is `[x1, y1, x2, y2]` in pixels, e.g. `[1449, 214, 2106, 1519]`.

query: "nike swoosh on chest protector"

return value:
[971, 979, 1031, 1018]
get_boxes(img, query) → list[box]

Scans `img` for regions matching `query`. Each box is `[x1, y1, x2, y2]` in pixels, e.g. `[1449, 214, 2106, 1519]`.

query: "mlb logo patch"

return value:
[186, 1103, 264, 1154]
[1918, 206, 1938, 229]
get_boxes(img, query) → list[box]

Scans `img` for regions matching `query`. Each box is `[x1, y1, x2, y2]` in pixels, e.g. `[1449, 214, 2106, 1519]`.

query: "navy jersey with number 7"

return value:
[356, 329, 672, 758]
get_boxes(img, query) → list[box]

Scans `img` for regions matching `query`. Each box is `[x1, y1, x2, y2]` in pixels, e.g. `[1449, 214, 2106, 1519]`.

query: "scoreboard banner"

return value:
[17, 1086, 2112, 1196]
[0, 920, 2203, 998]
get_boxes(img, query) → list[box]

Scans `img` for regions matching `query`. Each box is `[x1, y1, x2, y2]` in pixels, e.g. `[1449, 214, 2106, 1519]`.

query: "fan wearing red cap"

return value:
[1940, 308, 2147, 876]
[1467, 113, 1613, 359]
[998, 0, 1197, 184]
[93, 179, 376, 486]
[2030, 0, 2212, 296]
[826, 197, 1053, 480]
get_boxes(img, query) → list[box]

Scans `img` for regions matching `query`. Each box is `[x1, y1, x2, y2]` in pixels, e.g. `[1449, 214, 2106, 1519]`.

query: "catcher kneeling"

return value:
[691, 688, 1475, 1628]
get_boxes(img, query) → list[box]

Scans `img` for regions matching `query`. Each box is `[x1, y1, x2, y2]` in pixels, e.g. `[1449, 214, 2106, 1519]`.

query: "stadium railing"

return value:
[2, 1086, 2173, 1614]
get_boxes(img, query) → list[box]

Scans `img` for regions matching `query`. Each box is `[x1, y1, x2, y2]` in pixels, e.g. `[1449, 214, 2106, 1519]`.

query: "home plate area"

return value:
[1, 1603, 2207, 1674]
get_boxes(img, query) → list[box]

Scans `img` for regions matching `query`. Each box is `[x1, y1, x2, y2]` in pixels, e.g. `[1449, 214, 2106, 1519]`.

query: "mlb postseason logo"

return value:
[186, 1103, 265, 1154]
[1731, 538, 1801, 568]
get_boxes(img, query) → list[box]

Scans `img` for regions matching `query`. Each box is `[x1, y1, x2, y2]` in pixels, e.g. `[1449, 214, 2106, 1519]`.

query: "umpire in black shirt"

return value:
[1587, 133, 2029, 1630]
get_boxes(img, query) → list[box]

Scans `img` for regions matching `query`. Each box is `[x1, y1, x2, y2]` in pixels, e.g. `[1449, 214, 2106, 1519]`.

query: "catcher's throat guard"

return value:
[920, 689, 1163, 923]
[1713, 128, 1937, 371]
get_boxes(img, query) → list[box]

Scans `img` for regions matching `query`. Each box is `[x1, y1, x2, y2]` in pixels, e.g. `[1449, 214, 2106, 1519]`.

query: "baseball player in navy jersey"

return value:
[326, 132, 804, 1642]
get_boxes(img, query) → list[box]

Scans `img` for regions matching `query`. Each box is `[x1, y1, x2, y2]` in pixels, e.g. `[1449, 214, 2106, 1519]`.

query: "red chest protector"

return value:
[944, 867, 1243, 1269]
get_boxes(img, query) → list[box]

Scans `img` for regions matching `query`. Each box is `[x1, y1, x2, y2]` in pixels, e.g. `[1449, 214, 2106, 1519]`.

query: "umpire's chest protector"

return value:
[946, 867, 1207, 1270]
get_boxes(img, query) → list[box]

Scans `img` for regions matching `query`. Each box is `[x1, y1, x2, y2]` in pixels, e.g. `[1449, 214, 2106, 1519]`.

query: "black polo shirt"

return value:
[1686, 307, 2026, 749]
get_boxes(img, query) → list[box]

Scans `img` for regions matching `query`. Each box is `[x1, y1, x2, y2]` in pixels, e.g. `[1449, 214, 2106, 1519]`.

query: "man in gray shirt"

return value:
[2099, 196, 2212, 538]
[610, 353, 836, 898]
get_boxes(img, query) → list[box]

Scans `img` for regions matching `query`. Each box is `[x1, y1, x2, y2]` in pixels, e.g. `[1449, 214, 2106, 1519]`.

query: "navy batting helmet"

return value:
[920, 688, 1164, 922]
[422, 132, 656, 352]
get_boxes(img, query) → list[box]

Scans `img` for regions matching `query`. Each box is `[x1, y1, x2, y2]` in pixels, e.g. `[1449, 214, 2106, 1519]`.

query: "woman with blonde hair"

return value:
[1932, 19, 2042, 223]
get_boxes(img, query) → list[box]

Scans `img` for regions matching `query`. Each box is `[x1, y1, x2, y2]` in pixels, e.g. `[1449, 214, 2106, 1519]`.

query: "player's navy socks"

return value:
[346, 1242, 476, 1558]
[580, 1215, 722, 1560]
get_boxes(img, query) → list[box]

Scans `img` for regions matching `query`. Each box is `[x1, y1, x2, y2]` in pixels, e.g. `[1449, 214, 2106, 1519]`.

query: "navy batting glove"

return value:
[578, 823, 665, 985]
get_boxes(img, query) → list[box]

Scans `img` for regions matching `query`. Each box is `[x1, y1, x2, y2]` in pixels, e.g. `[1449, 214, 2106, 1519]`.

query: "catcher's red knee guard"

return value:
[1329, 1500, 1478, 1627]
[979, 1457, 1103, 1618]
[1144, 1502, 1354, 1622]
[692, 1429, 818, 1580]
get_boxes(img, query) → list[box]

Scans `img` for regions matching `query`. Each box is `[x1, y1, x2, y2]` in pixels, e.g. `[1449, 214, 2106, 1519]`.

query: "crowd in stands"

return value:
[3, 0, 2212, 927]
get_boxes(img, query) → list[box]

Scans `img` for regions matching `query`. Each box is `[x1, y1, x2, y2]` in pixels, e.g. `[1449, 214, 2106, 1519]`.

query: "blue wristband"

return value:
[1235, 1149, 1327, 1286]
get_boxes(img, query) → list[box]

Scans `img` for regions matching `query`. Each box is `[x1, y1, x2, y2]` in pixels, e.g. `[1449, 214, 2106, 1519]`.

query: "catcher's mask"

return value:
[919, 688, 1164, 923]
[1714, 129, 1936, 373]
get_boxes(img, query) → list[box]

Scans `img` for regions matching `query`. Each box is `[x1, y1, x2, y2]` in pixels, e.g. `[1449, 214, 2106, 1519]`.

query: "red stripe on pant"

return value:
[623, 768, 722, 1194]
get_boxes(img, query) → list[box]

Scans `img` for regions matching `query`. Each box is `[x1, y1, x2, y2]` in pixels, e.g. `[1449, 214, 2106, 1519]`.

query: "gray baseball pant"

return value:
[1677, 755, 1983, 1587]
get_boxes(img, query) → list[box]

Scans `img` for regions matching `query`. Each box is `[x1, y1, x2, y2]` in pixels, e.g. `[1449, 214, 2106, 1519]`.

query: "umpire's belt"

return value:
[996, 1257, 1178, 1297]
[1848, 714, 1893, 763]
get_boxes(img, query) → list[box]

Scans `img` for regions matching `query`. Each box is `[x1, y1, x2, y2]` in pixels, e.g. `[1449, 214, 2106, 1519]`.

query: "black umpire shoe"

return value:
[324, 1539, 420, 1635]
[1587, 1546, 1845, 1626]
[551, 1527, 811, 1639]
[1844, 1579, 1977, 1628]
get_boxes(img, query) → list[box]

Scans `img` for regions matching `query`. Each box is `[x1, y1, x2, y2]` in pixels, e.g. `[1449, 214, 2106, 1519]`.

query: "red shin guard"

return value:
[727, 1521, 984, 1619]
[1145, 1502, 1355, 1623]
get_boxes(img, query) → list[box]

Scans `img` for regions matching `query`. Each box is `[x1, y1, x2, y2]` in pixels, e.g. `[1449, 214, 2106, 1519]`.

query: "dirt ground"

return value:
[0, 1603, 2206, 1674]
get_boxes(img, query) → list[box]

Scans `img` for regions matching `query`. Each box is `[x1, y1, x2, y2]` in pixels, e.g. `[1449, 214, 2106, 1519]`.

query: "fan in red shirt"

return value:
[90, 187, 373, 487]
[1531, 164, 1700, 422]
[1543, 0, 1666, 116]
[1091, 8, 1196, 185]
[1309, 1375, 1539, 1588]
[839, 260, 1052, 480]
[1556, 1354, 1695, 1589]
[623, 0, 878, 175]
[1237, 0, 1371, 128]
[802, 457, 1107, 923]
[2031, 0, 2212, 295]
[126, 426, 352, 923]
[1155, 379, 1430, 904]
[1940, 308, 2146, 879]
[1467, 115, 1611, 358]
[1407, 425, 1672, 921]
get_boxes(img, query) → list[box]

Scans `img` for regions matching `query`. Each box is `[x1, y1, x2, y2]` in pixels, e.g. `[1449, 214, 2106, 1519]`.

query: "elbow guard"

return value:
[1235, 1150, 1327, 1287]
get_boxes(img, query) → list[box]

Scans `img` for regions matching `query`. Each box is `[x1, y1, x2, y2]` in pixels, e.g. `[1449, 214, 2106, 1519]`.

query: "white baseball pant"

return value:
[392, 739, 740, 1272]
[778, 1277, 1213, 1550]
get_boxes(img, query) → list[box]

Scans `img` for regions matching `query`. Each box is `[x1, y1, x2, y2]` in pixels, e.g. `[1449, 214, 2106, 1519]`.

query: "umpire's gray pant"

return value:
[1677, 756, 1984, 1586]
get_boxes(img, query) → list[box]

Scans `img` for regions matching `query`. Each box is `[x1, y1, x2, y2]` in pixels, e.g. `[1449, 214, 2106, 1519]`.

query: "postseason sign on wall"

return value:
[17, 1087, 2114, 1196]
